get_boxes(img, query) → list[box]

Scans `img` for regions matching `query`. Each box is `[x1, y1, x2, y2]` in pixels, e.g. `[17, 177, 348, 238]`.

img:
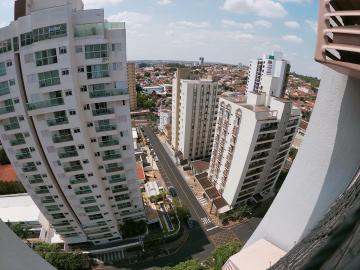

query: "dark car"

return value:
[168, 186, 177, 197]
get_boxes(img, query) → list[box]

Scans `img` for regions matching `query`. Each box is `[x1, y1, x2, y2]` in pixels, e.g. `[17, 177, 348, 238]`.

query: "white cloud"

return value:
[278, 0, 310, 3]
[0, 21, 7, 28]
[169, 21, 210, 28]
[222, 20, 253, 30]
[83, 0, 125, 9]
[284, 21, 300, 28]
[107, 11, 152, 29]
[254, 20, 272, 28]
[157, 0, 173, 5]
[305, 20, 318, 33]
[282, 35, 303, 43]
[223, 0, 287, 18]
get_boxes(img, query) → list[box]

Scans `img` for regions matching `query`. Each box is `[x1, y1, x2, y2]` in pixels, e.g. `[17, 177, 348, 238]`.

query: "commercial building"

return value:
[224, 1, 360, 269]
[208, 91, 300, 208]
[246, 52, 290, 98]
[0, 0, 144, 246]
[171, 68, 218, 161]
[158, 109, 172, 132]
[127, 62, 137, 111]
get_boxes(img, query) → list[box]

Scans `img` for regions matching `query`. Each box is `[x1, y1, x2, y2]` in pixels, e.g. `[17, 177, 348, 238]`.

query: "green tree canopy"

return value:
[0, 148, 10, 165]
[0, 181, 26, 195]
[8, 223, 30, 239]
[212, 241, 241, 270]
[119, 220, 147, 238]
[162, 259, 205, 270]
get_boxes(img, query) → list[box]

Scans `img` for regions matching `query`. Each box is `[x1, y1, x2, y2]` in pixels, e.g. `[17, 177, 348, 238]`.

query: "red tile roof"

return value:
[0, 165, 17, 182]
[137, 161, 145, 181]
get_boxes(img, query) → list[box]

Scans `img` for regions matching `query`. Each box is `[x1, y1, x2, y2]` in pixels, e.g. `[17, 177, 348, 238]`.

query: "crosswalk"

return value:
[201, 217, 212, 225]
[197, 196, 208, 206]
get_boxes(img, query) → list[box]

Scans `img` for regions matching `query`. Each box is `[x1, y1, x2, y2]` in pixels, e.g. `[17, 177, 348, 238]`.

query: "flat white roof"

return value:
[0, 194, 40, 223]
[223, 239, 286, 270]
[145, 181, 160, 197]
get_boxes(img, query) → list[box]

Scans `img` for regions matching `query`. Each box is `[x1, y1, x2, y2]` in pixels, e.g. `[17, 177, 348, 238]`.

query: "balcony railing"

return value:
[105, 165, 124, 173]
[92, 108, 114, 116]
[96, 124, 116, 132]
[109, 175, 126, 184]
[29, 177, 44, 184]
[112, 187, 128, 193]
[10, 138, 26, 146]
[27, 97, 64, 111]
[89, 89, 128, 98]
[35, 189, 49, 194]
[0, 88, 10, 96]
[0, 105, 15, 115]
[52, 134, 73, 143]
[103, 153, 122, 161]
[22, 165, 37, 173]
[70, 177, 87, 185]
[58, 151, 78, 159]
[47, 116, 69, 126]
[99, 139, 119, 147]
[75, 189, 92, 195]
[64, 165, 83, 172]
[16, 152, 31, 160]
[254, 142, 272, 152]
[4, 122, 20, 131]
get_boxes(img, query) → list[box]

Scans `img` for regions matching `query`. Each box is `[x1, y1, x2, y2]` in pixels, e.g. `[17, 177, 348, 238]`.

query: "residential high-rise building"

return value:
[127, 62, 137, 111]
[171, 68, 218, 161]
[247, 52, 290, 98]
[223, 1, 360, 269]
[208, 92, 300, 208]
[0, 0, 144, 246]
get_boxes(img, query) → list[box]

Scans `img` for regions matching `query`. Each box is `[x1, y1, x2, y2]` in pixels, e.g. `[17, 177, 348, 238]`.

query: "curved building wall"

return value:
[245, 67, 360, 251]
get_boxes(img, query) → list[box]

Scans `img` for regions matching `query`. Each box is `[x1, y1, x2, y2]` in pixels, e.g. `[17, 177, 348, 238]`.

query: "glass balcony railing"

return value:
[89, 89, 128, 98]
[106, 165, 124, 173]
[41, 198, 55, 204]
[52, 134, 73, 143]
[4, 122, 20, 131]
[22, 165, 37, 173]
[103, 153, 122, 161]
[27, 97, 64, 111]
[64, 165, 83, 172]
[70, 177, 87, 185]
[58, 151, 78, 159]
[99, 139, 119, 147]
[16, 152, 31, 160]
[47, 116, 69, 126]
[29, 177, 44, 184]
[104, 22, 125, 30]
[35, 189, 49, 194]
[10, 138, 26, 146]
[75, 189, 92, 195]
[112, 187, 128, 193]
[109, 175, 126, 184]
[0, 88, 10, 96]
[92, 108, 114, 116]
[0, 105, 15, 115]
[96, 124, 116, 132]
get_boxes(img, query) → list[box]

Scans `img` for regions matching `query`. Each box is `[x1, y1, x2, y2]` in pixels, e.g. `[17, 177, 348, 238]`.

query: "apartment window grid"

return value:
[0, 62, 6, 76]
[35, 48, 57, 67]
[86, 64, 110, 79]
[38, 70, 60, 88]
[20, 24, 67, 47]
[0, 81, 10, 95]
[0, 39, 12, 54]
[85, 44, 108, 59]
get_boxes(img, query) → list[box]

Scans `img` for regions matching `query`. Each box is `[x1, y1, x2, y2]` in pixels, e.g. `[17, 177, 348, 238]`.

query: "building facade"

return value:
[127, 62, 137, 111]
[247, 52, 290, 98]
[171, 69, 218, 161]
[0, 0, 144, 246]
[208, 92, 300, 208]
[158, 109, 171, 132]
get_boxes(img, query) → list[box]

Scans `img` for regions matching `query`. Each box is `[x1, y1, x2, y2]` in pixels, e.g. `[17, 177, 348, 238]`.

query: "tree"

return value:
[0, 148, 10, 165]
[172, 199, 190, 221]
[8, 223, 30, 239]
[162, 259, 205, 270]
[212, 241, 241, 270]
[119, 220, 147, 238]
[0, 181, 26, 195]
[144, 72, 151, 77]
[289, 147, 298, 161]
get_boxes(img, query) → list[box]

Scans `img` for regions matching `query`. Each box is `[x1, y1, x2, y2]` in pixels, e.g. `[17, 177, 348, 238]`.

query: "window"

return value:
[52, 213, 65, 219]
[87, 122, 93, 127]
[86, 64, 109, 79]
[85, 44, 108, 59]
[13, 37, 19, 52]
[65, 90, 72, 96]
[9, 79, 15, 86]
[112, 62, 122, 71]
[78, 144, 85, 150]
[6, 60, 12, 67]
[112, 43, 121, 51]
[122, 146, 127, 151]
[0, 62, 6, 76]
[75, 46, 83, 53]
[38, 70, 60, 87]
[59, 46, 67, 54]
[21, 24, 67, 47]
[61, 69, 70, 76]
[84, 206, 100, 213]
[78, 66, 84, 73]
[74, 128, 80, 133]
[0, 39, 12, 54]
[35, 48, 57, 66]
[69, 110, 76, 115]
[89, 214, 103, 220]
[0, 81, 9, 95]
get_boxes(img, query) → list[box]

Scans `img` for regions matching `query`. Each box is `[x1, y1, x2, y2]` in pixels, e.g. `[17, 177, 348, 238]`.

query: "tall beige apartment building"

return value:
[127, 62, 137, 111]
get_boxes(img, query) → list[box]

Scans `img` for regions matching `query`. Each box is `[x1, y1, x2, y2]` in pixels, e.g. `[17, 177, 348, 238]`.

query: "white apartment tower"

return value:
[0, 0, 144, 246]
[171, 69, 218, 161]
[247, 52, 290, 98]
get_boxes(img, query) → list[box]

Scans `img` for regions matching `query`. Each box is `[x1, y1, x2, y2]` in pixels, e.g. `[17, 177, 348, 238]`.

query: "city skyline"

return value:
[0, 0, 321, 77]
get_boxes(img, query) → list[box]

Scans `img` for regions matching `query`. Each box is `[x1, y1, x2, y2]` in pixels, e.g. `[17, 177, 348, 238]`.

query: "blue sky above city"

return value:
[0, 0, 321, 76]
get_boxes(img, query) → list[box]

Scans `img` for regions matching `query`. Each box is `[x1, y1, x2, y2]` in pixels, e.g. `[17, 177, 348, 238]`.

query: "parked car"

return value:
[168, 186, 177, 197]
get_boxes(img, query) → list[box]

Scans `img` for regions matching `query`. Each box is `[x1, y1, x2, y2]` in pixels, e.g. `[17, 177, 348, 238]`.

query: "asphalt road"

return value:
[143, 126, 222, 236]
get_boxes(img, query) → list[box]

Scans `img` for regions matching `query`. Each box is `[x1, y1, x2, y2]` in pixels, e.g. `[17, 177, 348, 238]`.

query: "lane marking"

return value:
[206, 226, 219, 232]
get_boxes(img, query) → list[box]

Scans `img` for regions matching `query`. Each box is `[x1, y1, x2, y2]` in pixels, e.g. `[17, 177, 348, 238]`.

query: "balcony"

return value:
[254, 142, 272, 152]
[260, 123, 278, 133]
[10, 138, 26, 146]
[16, 152, 31, 160]
[112, 186, 129, 193]
[99, 139, 119, 148]
[52, 134, 73, 143]
[257, 134, 276, 143]
[89, 89, 128, 98]
[4, 122, 20, 131]
[29, 176, 44, 184]
[96, 124, 116, 132]
[92, 108, 114, 116]
[41, 198, 55, 204]
[35, 189, 49, 194]
[0, 88, 10, 96]
[102, 152, 122, 161]
[23, 165, 37, 173]
[58, 151, 78, 159]
[109, 175, 126, 184]
[26, 97, 64, 111]
[69, 176, 87, 185]
[105, 165, 124, 173]
[47, 116, 69, 127]
[64, 164, 83, 172]
[75, 188, 92, 195]
[0, 105, 15, 115]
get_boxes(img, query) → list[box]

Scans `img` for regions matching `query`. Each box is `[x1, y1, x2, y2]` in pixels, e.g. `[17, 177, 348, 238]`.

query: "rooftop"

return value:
[0, 165, 17, 182]
[136, 161, 145, 181]
[0, 193, 39, 223]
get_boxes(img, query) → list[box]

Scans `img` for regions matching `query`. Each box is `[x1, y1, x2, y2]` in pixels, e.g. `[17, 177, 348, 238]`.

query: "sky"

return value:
[0, 0, 321, 77]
